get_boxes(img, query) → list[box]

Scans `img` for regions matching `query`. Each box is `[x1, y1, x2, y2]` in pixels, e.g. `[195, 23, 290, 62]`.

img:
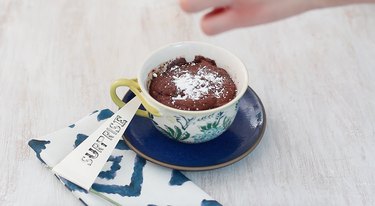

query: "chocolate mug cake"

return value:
[148, 56, 237, 111]
[110, 41, 249, 143]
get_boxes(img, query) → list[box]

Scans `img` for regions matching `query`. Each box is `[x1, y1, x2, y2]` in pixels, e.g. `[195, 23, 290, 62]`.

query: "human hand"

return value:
[179, 0, 360, 35]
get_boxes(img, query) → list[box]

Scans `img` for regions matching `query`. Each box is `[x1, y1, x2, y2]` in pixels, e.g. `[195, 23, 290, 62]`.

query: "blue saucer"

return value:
[122, 86, 266, 171]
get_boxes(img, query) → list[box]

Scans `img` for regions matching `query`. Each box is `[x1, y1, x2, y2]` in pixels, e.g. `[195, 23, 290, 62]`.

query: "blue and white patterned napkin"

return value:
[28, 109, 222, 206]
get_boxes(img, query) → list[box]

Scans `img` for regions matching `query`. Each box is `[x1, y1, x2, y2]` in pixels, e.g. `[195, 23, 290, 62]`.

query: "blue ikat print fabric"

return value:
[28, 109, 222, 206]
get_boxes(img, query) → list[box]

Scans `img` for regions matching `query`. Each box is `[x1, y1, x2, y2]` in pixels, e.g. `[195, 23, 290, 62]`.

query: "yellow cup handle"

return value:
[110, 78, 160, 118]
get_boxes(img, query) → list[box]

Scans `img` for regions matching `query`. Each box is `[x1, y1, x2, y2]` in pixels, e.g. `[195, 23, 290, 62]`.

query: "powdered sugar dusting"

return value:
[148, 56, 237, 111]
[172, 66, 224, 101]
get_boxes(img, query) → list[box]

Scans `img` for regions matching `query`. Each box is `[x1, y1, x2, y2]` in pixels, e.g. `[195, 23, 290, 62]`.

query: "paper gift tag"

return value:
[28, 106, 222, 205]
[53, 97, 141, 191]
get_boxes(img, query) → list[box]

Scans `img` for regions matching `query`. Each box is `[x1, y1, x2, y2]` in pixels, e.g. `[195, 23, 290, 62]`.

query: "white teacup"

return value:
[110, 41, 248, 143]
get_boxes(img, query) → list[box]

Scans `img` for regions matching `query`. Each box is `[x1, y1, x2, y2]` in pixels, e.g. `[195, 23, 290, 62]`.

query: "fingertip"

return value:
[180, 0, 232, 13]
[201, 8, 237, 35]
[200, 19, 219, 35]
[179, 0, 193, 12]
